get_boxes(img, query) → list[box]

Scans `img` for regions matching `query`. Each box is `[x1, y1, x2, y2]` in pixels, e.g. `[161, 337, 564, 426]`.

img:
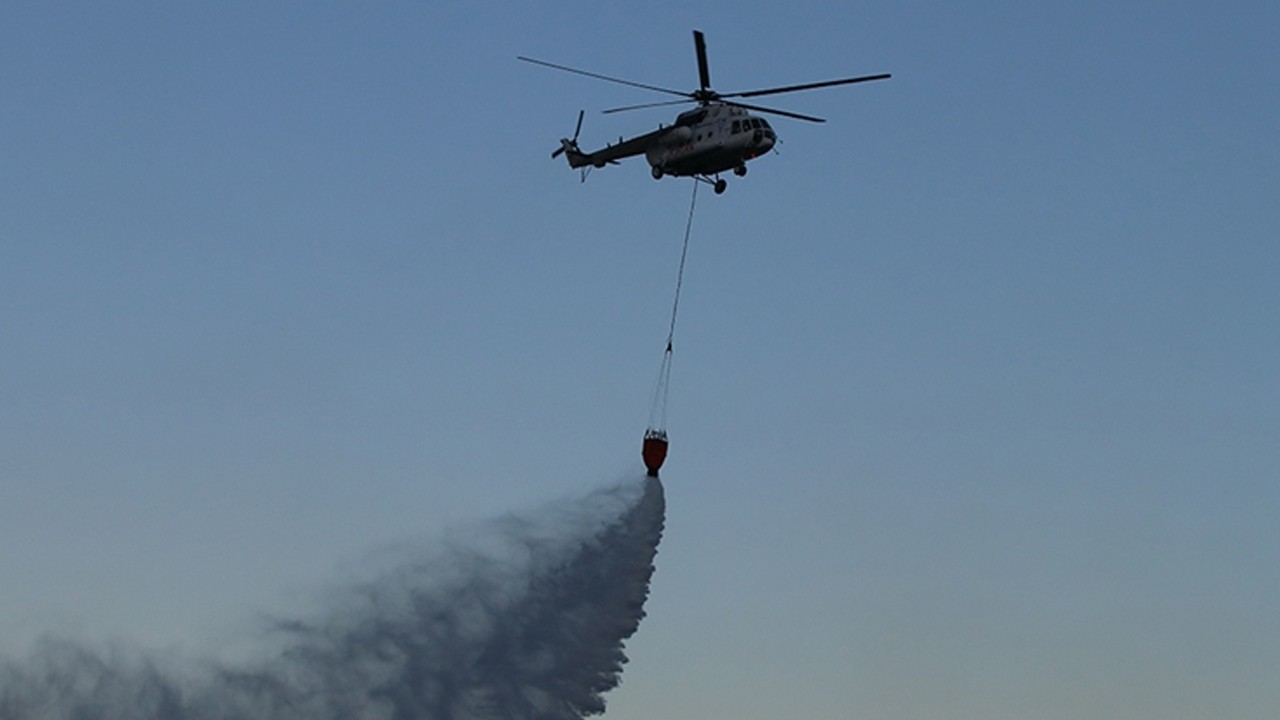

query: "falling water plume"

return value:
[0, 476, 665, 720]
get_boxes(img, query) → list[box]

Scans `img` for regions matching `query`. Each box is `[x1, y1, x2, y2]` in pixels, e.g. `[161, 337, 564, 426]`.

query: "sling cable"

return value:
[643, 181, 699, 478]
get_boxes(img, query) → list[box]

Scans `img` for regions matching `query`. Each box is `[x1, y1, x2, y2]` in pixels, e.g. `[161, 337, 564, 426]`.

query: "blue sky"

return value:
[3, 1, 1278, 717]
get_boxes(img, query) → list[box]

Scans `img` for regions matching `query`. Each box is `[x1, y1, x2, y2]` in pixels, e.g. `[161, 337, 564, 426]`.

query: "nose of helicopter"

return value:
[756, 127, 776, 153]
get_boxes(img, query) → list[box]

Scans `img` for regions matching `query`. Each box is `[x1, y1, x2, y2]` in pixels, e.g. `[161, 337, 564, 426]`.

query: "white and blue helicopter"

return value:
[519, 30, 889, 194]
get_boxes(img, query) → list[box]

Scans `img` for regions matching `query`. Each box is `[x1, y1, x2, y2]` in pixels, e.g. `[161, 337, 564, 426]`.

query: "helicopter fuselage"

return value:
[646, 104, 775, 177]
[562, 103, 777, 193]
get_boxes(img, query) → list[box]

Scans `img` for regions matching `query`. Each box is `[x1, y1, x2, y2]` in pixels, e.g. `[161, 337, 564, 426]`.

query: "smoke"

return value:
[0, 476, 665, 720]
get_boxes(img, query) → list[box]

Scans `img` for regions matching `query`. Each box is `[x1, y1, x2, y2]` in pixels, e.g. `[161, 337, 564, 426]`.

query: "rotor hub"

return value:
[692, 89, 720, 105]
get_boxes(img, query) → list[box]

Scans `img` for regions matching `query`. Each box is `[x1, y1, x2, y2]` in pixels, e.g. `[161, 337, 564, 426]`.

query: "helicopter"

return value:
[519, 30, 889, 194]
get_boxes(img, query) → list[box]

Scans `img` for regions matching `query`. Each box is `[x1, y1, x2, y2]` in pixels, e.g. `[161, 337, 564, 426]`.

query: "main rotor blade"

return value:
[517, 56, 688, 97]
[694, 30, 711, 92]
[603, 98, 695, 114]
[724, 100, 827, 123]
[724, 73, 892, 99]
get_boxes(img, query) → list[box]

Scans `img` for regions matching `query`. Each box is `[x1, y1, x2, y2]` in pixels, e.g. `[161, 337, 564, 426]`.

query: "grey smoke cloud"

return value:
[1, 477, 665, 720]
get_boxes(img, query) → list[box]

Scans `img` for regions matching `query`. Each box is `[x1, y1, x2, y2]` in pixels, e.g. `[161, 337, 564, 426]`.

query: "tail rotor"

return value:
[552, 110, 585, 159]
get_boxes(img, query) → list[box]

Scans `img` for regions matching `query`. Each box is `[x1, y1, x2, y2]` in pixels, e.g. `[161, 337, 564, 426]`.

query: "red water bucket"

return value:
[642, 431, 669, 478]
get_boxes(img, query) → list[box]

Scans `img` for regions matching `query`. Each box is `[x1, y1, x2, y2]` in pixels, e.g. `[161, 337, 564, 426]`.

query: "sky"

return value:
[2, 1, 1278, 718]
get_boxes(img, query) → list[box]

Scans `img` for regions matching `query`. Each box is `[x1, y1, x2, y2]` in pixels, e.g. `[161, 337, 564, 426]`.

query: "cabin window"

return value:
[732, 120, 741, 134]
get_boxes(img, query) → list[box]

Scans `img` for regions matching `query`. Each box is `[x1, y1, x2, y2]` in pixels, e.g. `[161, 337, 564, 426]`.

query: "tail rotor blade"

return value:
[573, 109, 584, 141]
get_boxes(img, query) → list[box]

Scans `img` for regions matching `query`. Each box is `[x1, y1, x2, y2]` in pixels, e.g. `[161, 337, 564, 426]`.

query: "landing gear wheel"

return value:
[733, 165, 747, 177]
[714, 178, 727, 195]
[651, 166, 664, 180]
